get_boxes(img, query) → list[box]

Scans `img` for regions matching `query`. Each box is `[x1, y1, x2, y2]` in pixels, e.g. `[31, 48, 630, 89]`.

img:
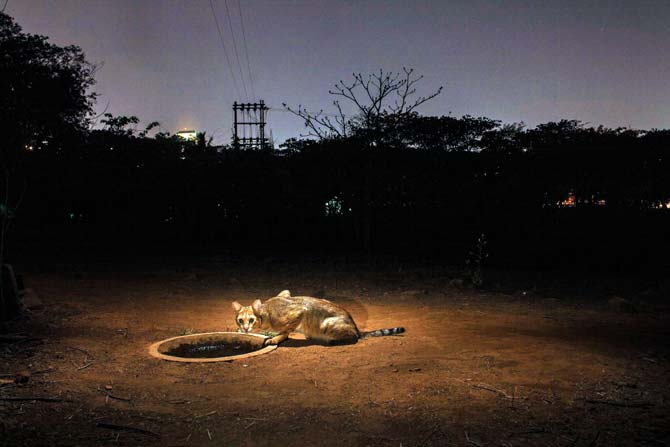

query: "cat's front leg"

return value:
[264, 333, 289, 346]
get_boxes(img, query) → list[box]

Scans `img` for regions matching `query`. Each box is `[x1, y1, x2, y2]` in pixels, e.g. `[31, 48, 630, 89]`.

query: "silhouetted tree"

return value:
[283, 68, 443, 140]
[0, 12, 97, 320]
[377, 113, 499, 152]
[283, 69, 443, 254]
[480, 123, 527, 154]
[0, 12, 97, 155]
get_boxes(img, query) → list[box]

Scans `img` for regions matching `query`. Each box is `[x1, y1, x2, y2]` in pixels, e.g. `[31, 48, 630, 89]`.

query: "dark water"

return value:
[166, 340, 258, 358]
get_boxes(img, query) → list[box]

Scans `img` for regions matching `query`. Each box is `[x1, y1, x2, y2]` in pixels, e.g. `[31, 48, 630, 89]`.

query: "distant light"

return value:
[325, 195, 345, 216]
[557, 191, 576, 208]
[177, 130, 197, 141]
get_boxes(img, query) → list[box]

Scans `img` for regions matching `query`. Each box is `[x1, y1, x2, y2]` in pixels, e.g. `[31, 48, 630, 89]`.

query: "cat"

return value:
[232, 290, 405, 346]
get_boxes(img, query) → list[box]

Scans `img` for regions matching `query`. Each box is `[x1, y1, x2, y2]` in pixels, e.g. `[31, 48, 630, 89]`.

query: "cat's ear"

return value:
[232, 301, 242, 312]
[252, 299, 263, 314]
[277, 290, 291, 298]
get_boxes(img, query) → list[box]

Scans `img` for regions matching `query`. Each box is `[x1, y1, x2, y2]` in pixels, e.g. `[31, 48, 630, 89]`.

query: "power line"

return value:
[223, 0, 249, 101]
[208, 0, 242, 100]
[269, 108, 343, 118]
[236, 0, 255, 100]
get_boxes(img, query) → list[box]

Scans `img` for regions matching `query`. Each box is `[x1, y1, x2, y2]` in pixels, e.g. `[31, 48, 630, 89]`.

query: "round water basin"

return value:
[148, 331, 277, 363]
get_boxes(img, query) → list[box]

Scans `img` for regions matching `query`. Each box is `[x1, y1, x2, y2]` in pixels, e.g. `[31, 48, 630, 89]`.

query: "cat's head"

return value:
[231, 299, 262, 333]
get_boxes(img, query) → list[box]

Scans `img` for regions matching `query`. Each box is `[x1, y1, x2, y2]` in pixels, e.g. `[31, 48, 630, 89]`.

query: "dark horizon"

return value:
[8, 0, 670, 145]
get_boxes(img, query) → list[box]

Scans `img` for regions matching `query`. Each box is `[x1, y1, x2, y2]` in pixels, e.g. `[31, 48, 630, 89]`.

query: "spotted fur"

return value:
[232, 290, 405, 346]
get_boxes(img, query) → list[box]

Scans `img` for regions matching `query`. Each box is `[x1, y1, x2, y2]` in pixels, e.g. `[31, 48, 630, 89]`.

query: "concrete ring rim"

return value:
[148, 331, 277, 363]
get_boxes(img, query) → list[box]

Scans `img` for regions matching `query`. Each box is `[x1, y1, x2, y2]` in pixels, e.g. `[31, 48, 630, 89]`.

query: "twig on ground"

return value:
[511, 427, 546, 436]
[65, 405, 83, 420]
[0, 369, 53, 378]
[465, 430, 483, 447]
[419, 426, 441, 444]
[135, 414, 162, 422]
[194, 410, 217, 419]
[66, 346, 94, 359]
[0, 336, 42, 346]
[14, 338, 42, 346]
[583, 399, 654, 408]
[206, 429, 212, 440]
[0, 396, 65, 402]
[472, 383, 526, 400]
[0, 334, 30, 342]
[77, 362, 94, 371]
[106, 394, 131, 402]
[96, 422, 160, 438]
[589, 430, 601, 446]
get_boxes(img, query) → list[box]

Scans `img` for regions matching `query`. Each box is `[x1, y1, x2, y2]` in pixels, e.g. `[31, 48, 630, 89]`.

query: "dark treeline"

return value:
[2, 11, 670, 273]
[10, 117, 670, 273]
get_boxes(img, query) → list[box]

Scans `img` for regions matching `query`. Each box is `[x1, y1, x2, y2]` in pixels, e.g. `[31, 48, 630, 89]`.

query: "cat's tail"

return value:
[360, 327, 405, 338]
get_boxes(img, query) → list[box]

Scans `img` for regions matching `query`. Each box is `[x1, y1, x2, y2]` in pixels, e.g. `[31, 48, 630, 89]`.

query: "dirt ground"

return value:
[1, 256, 669, 446]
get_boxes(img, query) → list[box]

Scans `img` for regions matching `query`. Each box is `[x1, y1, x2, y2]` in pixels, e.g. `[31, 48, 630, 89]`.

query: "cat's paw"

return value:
[263, 335, 285, 346]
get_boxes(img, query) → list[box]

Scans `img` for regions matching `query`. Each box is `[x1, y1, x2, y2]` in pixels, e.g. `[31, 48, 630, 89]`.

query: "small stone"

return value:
[21, 289, 44, 311]
[14, 372, 30, 384]
[400, 290, 422, 296]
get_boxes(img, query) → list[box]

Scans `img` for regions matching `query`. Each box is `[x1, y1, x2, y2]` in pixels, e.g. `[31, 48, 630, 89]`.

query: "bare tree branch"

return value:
[283, 68, 443, 141]
[282, 103, 346, 139]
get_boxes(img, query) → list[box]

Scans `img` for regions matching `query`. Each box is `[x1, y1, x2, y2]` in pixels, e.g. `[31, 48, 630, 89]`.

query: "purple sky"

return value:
[8, 0, 670, 145]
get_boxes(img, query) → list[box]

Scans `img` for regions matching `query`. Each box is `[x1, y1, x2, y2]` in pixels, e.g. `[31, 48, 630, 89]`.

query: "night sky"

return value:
[8, 0, 670, 145]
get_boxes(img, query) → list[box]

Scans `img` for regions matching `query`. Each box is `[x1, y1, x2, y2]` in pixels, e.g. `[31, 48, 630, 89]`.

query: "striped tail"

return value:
[361, 327, 405, 338]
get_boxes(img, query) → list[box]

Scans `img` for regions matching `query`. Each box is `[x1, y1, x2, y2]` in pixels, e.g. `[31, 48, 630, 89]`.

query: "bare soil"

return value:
[1, 258, 669, 446]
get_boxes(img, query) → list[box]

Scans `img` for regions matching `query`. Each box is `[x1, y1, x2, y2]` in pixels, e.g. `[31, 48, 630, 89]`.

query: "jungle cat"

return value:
[232, 290, 405, 346]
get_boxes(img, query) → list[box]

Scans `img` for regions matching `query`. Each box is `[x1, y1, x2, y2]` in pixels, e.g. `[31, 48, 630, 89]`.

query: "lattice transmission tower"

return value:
[232, 100, 270, 150]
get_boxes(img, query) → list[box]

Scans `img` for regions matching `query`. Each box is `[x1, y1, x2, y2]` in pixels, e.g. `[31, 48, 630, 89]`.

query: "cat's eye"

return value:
[237, 318, 243, 324]
[249, 318, 255, 324]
